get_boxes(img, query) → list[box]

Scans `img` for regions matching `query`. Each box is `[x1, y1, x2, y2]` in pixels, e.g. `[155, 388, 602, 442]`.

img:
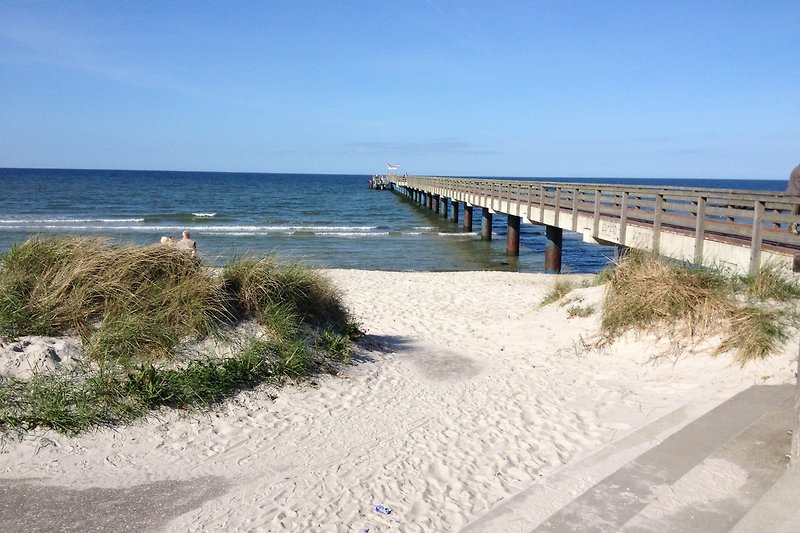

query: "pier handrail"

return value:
[397, 175, 800, 273]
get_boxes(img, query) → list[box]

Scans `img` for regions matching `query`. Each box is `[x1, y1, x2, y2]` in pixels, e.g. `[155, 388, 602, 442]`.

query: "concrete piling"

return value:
[507, 215, 521, 255]
[545, 225, 562, 274]
[482, 208, 493, 241]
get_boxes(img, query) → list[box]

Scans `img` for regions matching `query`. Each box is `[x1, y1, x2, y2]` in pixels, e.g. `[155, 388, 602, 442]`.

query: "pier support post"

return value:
[481, 208, 493, 240]
[433, 195, 440, 213]
[452, 201, 460, 223]
[442, 197, 449, 218]
[426, 194, 432, 210]
[507, 215, 521, 255]
[545, 225, 562, 274]
[464, 205, 473, 232]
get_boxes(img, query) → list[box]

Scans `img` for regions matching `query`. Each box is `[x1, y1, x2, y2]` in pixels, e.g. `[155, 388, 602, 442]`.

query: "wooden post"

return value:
[694, 196, 707, 265]
[452, 200, 460, 223]
[619, 191, 629, 246]
[464, 205, 473, 232]
[527, 185, 533, 221]
[539, 186, 546, 220]
[749, 200, 765, 275]
[571, 188, 579, 231]
[652, 193, 664, 253]
[593, 189, 601, 239]
[554, 187, 562, 226]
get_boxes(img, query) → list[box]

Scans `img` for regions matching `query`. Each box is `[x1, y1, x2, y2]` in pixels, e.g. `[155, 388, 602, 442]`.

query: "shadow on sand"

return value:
[0, 476, 228, 532]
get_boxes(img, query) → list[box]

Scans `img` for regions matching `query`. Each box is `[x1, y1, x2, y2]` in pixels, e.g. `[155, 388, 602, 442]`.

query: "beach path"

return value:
[0, 270, 797, 531]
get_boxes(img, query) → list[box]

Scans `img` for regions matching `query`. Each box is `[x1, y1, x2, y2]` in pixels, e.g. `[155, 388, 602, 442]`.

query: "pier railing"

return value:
[396, 176, 800, 274]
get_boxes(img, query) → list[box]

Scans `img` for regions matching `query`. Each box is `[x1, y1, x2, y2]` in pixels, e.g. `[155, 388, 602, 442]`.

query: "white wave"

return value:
[192, 213, 216, 218]
[0, 218, 144, 224]
[279, 225, 378, 231]
[0, 219, 381, 233]
[437, 232, 478, 237]
[0, 223, 442, 239]
[315, 231, 390, 237]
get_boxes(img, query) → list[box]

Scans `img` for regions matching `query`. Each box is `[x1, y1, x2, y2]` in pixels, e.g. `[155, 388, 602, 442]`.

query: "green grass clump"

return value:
[222, 256, 350, 330]
[541, 280, 575, 306]
[599, 250, 797, 365]
[567, 304, 596, 318]
[736, 263, 800, 302]
[0, 236, 227, 357]
[0, 237, 360, 436]
[715, 306, 791, 365]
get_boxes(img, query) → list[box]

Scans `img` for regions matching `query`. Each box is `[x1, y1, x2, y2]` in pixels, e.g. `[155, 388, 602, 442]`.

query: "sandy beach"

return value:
[0, 269, 796, 531]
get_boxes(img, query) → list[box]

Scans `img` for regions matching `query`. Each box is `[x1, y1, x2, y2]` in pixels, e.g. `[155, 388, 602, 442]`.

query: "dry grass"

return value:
[0, 237, 356, 365]
[599, 251, 797, 365]
[601, 251, 730, 339]
[0, 236, 227, 361]
[715, 306, 791, 365]
[0, 236, 360, 435]
[739, 262, 800, 302]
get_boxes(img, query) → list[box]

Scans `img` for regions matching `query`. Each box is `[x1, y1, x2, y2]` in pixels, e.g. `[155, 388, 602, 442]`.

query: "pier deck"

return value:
[392, 176, 800, 274]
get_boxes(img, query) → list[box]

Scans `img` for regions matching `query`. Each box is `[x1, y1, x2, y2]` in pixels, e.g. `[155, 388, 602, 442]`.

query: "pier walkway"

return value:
[462, 384, 799, 533]
[389, 176, 800, 274]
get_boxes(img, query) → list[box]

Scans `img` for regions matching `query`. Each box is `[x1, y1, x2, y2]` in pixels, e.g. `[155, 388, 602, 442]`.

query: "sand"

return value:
[0, 270, 796, 531]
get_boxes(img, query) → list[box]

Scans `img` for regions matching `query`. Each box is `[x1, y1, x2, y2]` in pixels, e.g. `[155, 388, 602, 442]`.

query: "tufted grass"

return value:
[0, 237, 360, 436]
[599, 250, 797, 365]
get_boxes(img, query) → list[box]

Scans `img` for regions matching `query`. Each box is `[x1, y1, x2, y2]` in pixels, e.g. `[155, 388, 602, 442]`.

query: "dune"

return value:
[0, 270, 795, 531]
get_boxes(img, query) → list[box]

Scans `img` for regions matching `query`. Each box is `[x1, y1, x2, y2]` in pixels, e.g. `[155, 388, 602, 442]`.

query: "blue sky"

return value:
[1, 1, 798, 179]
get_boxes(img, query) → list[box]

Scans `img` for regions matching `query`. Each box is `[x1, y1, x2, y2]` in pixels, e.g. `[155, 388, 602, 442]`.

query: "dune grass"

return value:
[599, 250, 798, 365]
[0, 236, 359, 436]
[567, 304, 596, 318]
[541, 280, 575, 306]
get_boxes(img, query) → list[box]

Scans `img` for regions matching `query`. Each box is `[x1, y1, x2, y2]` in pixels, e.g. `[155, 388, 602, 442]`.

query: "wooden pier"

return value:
[391, 176, 800, 275]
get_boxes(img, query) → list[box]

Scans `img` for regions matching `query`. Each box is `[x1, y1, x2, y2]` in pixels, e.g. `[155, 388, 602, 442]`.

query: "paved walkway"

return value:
[464, 385, 797, 533]
[2, 386, 796, 532]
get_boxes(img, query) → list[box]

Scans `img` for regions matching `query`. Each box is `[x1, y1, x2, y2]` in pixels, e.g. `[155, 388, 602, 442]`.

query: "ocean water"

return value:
[0, 168, 786, 274]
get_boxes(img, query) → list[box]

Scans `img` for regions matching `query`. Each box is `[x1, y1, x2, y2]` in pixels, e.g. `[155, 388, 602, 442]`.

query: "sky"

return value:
[1, 1, 798, 179]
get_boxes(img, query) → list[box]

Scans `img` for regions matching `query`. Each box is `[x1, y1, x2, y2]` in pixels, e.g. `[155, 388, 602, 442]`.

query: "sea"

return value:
[0, 168, 787, 274]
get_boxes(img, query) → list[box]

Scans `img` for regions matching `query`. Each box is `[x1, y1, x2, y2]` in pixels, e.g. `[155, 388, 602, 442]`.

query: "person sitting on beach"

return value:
[174, 230, 197, 258]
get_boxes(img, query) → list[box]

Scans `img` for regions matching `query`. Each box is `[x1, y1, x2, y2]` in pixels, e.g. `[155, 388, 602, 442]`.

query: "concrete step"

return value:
[730, 467, 800, 533]
[463, 384, 795, 533]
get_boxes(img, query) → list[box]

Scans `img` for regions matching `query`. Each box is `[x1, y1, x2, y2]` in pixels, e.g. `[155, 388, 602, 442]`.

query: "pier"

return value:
[390, 176, 800, 275]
